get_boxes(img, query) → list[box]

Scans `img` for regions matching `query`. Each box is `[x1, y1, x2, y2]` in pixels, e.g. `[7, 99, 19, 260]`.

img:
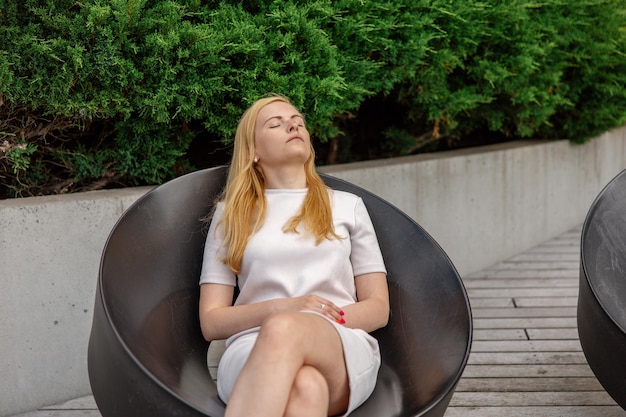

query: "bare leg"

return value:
[283, 366, 328, 417]
[224, 312, 350, 417]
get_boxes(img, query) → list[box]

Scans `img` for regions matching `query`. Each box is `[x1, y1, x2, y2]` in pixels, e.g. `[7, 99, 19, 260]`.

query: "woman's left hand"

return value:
[285, 294, 345, 324]
[317, 298, 346, 325]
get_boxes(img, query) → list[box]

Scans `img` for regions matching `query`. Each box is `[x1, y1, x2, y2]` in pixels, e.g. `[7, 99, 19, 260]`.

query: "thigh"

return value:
[258, 312, 350, 409]
[297, 314, 381, 415]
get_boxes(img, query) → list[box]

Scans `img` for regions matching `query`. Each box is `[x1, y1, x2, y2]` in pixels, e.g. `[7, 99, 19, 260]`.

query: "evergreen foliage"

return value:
[1, 0, 625, 197]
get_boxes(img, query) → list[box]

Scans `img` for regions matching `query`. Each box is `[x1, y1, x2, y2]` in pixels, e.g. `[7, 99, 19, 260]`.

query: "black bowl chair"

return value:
[88, 166, 472, 417]
[579, 168, 626, 410]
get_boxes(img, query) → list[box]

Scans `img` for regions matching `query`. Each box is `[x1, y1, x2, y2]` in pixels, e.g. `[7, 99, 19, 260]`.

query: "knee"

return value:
[255, 312, 304, 353]
[288, 366, 329, 412]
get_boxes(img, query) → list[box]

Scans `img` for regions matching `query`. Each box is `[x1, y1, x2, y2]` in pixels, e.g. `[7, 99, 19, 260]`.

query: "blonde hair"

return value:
[218, 95, 340, 273]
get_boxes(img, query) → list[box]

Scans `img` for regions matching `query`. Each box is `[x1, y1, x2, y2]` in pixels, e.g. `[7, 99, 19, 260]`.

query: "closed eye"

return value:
[264, 115, 306, 128]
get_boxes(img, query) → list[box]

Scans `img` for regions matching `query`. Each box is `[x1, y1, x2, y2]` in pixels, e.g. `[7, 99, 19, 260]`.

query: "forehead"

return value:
[257, 101, 301, 122]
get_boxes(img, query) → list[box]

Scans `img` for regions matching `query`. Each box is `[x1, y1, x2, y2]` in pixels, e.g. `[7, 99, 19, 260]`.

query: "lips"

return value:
[287, 136, 304, 143]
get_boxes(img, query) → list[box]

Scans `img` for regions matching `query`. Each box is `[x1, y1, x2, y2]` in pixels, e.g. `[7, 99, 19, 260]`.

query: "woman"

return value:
[199, 94, 389, 417]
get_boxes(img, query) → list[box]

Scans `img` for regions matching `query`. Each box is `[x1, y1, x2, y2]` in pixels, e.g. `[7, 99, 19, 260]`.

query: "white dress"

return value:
[199, 188, 387, 415]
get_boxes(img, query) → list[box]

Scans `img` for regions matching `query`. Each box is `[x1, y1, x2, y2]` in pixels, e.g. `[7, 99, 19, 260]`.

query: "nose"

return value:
[287, 120, 299, 131]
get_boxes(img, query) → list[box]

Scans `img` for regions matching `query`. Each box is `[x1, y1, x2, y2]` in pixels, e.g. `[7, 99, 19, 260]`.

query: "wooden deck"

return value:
[447, 225, 625, 417]
[12, 226, 626, 417]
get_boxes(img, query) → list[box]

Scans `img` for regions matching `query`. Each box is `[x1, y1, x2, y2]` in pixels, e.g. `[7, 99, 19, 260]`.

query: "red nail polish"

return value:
[340, 318, 346, 324]
[340, 310, 345, 316]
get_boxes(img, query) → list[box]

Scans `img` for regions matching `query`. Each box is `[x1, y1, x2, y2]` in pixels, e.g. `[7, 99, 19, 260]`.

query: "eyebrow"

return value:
[263, 114, 304, 125]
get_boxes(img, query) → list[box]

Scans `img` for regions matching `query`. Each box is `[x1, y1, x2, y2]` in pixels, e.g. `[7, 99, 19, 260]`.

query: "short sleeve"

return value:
[350, 198, 387, 277]
[199, 203, 237, 286]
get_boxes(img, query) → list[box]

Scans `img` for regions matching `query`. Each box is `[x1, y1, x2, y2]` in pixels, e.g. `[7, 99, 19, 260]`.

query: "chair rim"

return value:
[580, 167, 626, 333]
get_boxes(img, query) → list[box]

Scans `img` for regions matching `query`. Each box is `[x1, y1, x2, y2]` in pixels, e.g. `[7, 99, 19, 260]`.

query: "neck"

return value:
[262, 165, 307, 189]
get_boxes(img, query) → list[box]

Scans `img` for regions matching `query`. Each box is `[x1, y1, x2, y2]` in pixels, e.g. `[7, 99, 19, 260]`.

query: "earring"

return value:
[253, 156, 259, 164]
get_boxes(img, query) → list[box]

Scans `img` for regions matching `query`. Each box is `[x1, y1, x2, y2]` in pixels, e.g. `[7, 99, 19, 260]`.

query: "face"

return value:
[253, 101, 311, 167]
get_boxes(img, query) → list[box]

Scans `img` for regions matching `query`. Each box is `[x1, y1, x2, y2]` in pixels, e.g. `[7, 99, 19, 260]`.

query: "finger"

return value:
[319, 300, 345, 324]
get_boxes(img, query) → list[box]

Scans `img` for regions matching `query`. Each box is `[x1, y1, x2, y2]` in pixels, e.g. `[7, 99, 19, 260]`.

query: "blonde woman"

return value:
[199, 95, 389, 417]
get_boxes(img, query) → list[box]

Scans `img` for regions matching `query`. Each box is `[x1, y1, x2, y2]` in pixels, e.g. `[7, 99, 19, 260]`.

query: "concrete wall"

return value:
[0, 187, 152, 416]
[321, 126, 626, 276]
[1, 126, 625, 415]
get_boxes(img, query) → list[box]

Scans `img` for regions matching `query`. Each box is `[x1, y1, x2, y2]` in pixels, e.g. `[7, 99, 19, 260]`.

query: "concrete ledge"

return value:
[1, 126, 625, 415]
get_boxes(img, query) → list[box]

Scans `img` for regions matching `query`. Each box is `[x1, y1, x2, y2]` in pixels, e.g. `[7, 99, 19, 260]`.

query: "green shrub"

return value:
[0, 0, 625, 198]
[385, 0, 626, 150]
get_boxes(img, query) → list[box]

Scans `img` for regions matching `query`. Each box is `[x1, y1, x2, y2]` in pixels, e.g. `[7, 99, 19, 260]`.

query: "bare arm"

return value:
[199, 283, 349, 341]
[199, 271, 389, 341]
[340, 272, 389, 333]
[199, 283, 264, 342]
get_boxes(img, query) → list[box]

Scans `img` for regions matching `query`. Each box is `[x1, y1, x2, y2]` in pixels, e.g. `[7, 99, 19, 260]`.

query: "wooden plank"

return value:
[536, 236, 579, 243]
[465, 269, 578, 279]
[526, 246, 580, 254]
[468, 288, 578, 298]
[473, 329, 527, 341]
[448, 391, 618, 407]
[546, 240, 580, 245]
[545, 233, 581, 241]
[40, 396, 97, 410]
[514, 296, 578, 307]
[465, 298, 515, 308]
[468, 351, 587, 365]
[489, 261, 578, 270]
[507, 253, 580, 263]
[445, 406, 626, 417]
[473, 317, 577, 329]
[540, 242, 579, 248]
[461, 364, 595, 378]
[12, 412, 102, 417]
[455, 376, 604, 392]
[534, 238, 579, 246]
[470, 340, 582, 352]
[12, 397, 102, 417]
[527, 328, 580, 340]
[463, 278, 577, 289]
[472, 307, 576, 318]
